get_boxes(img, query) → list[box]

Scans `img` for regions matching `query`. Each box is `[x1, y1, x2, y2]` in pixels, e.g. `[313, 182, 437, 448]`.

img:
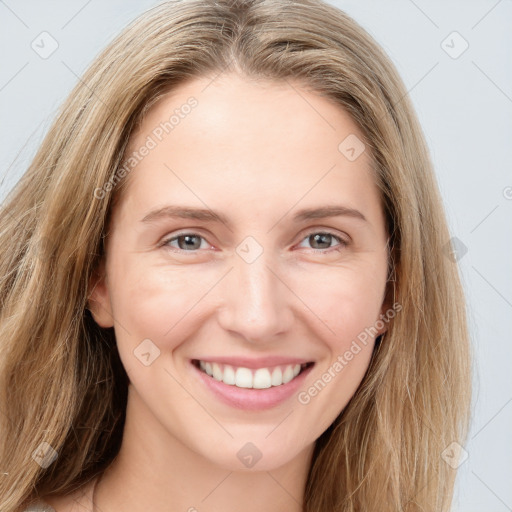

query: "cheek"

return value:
[292, 264, 384, 411]
[298, 342, 374, 436]
[107, 260, 211, 355]
[292, 260, 386, 340]
[109, 253, 386, 350]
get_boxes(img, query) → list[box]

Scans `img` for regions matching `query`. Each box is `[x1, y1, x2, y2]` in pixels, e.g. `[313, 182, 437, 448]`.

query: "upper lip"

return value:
[191, 356, 314, 369]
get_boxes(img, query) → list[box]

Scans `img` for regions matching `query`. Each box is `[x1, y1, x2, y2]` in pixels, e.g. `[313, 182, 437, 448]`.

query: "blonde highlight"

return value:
[0, 1, 471, 510]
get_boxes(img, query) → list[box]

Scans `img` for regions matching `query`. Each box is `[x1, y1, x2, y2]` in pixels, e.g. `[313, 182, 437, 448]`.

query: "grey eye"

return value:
[308, 233, 335, 249]
[165, 234, 207, 251]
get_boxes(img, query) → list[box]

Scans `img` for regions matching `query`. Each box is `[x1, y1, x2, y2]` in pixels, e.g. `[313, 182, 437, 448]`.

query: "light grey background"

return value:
[1, 1, 511, 510]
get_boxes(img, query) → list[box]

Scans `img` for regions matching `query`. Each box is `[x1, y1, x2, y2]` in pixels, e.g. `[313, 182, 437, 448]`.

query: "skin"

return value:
[45, 72, 390, 511]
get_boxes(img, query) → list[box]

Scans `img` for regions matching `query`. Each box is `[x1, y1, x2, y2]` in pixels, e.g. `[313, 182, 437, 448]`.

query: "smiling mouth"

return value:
[192, 359, 314, 389]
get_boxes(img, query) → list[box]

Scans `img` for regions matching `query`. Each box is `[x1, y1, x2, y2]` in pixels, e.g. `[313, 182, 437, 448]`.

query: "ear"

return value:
[376, 280, 395, 336]
[87, 258, 114, 328]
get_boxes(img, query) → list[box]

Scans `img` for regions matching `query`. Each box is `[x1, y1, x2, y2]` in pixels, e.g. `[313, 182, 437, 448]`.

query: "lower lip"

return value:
[190, 361, 314, 411]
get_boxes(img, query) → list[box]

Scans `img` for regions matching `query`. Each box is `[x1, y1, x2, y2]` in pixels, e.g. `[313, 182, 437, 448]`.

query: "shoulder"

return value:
[25, 475, 98, 512]
[22, 501, 56, 512]
[24, 495, 87, 512]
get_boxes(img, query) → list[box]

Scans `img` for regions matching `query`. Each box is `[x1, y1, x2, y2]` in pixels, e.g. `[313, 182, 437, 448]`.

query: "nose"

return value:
[216, 248, 295, 344]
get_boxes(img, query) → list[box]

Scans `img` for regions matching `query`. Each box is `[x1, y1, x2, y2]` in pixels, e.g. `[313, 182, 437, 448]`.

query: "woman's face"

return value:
[89, 73, 390, 471]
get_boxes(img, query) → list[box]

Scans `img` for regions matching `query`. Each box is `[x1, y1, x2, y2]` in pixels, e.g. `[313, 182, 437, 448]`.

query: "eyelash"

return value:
[160, 230, 348, 254]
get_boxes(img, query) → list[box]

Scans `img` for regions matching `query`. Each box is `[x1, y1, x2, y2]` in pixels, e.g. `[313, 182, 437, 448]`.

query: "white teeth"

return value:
[197, 360, 309, 389]
[253, 368, 272, 389]
[223, 364, 236, 385]
[212, 362, 223, 381]
[271, 366, 282, 386]
[235, 367, 253, 388]
[282, 365, 294, 384]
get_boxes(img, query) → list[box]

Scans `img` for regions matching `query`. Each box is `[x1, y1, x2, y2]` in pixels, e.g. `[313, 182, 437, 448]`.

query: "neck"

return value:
[95, 384, 314, 512]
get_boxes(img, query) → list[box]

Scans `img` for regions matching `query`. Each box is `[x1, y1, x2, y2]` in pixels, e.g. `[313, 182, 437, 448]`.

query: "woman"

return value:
[0, 0, 472, 510]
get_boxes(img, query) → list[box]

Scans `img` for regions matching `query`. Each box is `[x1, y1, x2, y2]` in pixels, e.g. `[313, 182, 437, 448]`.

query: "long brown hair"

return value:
[0, 0, 472, 510]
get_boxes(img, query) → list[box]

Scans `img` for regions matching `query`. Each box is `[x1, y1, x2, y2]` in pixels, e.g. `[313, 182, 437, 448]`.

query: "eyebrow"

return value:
[291, 205, 367, 223]
[141, 206, 231, 225]
[140, 204, 367, 226]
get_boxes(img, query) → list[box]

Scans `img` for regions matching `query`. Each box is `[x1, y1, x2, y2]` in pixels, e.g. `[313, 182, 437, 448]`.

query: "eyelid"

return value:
[296, 228, 349, 250]
[161, 227, 350, 253]
[300, 226, 349, 241]
[160, 230, 214, 251]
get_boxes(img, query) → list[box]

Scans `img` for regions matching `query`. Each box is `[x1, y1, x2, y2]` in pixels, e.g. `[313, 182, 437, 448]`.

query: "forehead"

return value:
[113, 73, 380, 226]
